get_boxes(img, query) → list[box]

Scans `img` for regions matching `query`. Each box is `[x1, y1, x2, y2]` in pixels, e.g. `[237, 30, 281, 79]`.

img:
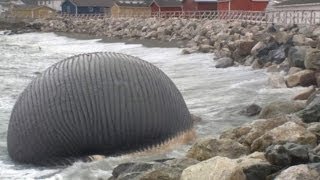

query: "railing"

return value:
[3, 10, 320, 25]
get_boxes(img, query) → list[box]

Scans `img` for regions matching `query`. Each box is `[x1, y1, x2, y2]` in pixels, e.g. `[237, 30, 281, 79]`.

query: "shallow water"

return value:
[0, 32, 304, 179]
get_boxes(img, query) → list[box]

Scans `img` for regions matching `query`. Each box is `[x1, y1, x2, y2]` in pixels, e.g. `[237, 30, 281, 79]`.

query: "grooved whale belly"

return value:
[7, 52, 192, 165]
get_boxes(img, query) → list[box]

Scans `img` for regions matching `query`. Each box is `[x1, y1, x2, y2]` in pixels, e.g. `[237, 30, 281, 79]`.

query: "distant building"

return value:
[150, 0, 183, 12]
[11, 5, 55, 18]
[218, 0, 268, 11]
[38, 0, 63, 11]
[61, 0, 113, 14]
[111, 1, 151, 17]
[183, 0, 218, 11]
[270, 0, 320, 10]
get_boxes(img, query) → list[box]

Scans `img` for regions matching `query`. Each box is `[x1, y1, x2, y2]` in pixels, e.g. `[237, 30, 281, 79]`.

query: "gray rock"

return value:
[265, 143, 310, 167]
[305, 49, 320, 70]
[215, 57, 234, 68]
[111, 162, 164, 180]
[259, 100, 306, 119]
[274, 163, 320, 180]
[288, 46, 307, 69]
[297, 91, 320, 123]
[240, 104, 262, 117]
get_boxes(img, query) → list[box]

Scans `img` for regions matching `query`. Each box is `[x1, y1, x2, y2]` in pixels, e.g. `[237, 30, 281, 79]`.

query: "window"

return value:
[88, 7, 94, 12]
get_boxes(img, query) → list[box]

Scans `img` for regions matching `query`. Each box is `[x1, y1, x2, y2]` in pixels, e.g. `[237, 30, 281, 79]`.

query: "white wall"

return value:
[38, 0, 63, 11]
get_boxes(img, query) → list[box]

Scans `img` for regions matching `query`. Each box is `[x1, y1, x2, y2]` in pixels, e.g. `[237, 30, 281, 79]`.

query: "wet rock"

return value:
[297, 91, 320, 123]
[251, 122, 317, 152]
[181, 48, 197, 54]
[287, 46, 307, 69]
[240, 104, 262, 117]
[259, 100, 305, 119]
[111, 162, 164, 180]
[215, 57, 234, 68]
[186, 138, 250, 161]
[181, 156, 246, 180]
[191, 114, 202, 123]
[274, 163, 320, 180]
[293, 86, 316, 100]
[141, 158, 199, 180]
[286, 69, 316, 87]
[268, 73, 287, 88]
[251, 59, 263, 69]
[288, 67, 303, 75]
[305, 49, 320, 70]
[198, 44, 213, 53]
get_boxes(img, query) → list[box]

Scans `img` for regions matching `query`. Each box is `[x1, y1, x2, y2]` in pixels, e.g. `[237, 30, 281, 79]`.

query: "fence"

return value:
[3, 10, 320, 25]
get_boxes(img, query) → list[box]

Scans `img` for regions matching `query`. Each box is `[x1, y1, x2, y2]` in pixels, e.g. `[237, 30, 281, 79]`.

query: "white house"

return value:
[38, 0, 63, 11]
[268, 0, 320, 11]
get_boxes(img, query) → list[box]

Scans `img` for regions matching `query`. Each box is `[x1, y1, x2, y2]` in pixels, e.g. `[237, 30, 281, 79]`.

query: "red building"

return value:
[218, 0, 268, 11]
[183, 0, 218, 11]
[150, 0, 183, 12]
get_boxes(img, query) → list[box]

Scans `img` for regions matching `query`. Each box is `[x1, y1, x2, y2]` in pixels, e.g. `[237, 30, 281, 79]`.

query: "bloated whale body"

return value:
[7, 52, 193, 165]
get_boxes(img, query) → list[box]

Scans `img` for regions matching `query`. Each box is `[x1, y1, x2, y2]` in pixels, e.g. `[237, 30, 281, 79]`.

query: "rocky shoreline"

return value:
[2, 17, 320, 179]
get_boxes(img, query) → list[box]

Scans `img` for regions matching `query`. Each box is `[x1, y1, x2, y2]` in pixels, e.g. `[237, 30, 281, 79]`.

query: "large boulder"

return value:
[251, 121, 318, 152]
[181, 156, 246, 180]
[293, 86, 316, 100]
[259, 100, 306, 119]
[285, 69, 316, 87]
[220, 115, 302, 147]
[265, 143, 311, 167]
[274, 163, 320, 180]
[181, 153, 279, 180]
[305, 49, 320, 70]
[297, 91, 320, 123]
[186, 138, 250, 161]
[287, 46, 307, 69]
[215, 57, 234, 68]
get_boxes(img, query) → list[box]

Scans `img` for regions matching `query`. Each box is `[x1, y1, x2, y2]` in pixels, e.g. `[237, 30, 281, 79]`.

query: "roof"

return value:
[13, 5, 55, 10]
[68, 0, 114, 7]
[194, 0, 217, 2]
[115, 0, 152, 7]
[152, 0, 182, 7]
[276, 0, 320, 6]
